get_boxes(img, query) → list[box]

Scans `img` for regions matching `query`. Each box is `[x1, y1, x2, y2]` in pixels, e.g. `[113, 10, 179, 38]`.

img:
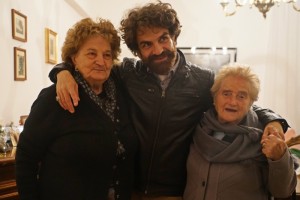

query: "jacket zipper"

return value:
[161, 90, 166, 98]
[144, 88, 166, 194]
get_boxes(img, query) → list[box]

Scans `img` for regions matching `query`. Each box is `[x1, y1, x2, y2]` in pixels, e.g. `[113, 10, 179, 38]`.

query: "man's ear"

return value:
[172, 35, 177, 45]
[136, 51, 142, 59]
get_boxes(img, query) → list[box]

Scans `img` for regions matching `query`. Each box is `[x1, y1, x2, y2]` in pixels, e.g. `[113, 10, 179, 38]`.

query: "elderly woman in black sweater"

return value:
[16, 18, 137, 200]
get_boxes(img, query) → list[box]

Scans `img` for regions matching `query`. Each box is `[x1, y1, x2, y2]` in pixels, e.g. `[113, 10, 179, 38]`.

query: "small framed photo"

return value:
[45, 28, 58, 64]
[11, 9, 27, 42]
[178, 47, 237, 74]
[14, 47, 27, 81]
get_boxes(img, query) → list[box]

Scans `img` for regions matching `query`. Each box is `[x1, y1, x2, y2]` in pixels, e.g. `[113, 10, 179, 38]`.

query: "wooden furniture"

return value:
[0, 148, 19, 200]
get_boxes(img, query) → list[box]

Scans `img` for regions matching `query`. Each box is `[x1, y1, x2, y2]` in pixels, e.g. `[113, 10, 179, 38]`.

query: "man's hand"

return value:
[262, 121, 285, 141]
[261, 125, 287, 161]
[56, 70, 79, 113]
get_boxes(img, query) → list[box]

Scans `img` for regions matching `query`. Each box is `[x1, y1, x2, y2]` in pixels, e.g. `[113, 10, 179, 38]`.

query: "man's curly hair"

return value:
[119, 1, 182, 56]
[61, 18, 121, 65]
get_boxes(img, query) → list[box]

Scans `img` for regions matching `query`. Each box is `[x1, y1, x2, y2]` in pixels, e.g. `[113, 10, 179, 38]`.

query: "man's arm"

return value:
[49, 63, 72, 83]
[48, 63, 79, 113]
[253, 104, 289, 141]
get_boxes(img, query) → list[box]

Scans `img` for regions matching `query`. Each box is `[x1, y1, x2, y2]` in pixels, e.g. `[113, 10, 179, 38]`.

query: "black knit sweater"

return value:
[16, 74, 137, 200]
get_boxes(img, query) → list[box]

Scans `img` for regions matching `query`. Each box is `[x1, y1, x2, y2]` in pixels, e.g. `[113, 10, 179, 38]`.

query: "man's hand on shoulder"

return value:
[56, 70, 79, 113]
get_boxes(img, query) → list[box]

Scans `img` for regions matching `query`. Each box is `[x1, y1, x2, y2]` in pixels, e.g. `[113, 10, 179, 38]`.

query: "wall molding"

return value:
[64, 0, 89, 17]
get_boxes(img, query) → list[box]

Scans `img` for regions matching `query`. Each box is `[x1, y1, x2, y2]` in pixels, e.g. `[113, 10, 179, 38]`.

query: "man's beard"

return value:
[143, 50, 176, 75]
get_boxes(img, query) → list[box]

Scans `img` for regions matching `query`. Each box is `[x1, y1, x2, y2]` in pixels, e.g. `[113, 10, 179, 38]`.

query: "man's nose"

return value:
[152, 43, 163, 55]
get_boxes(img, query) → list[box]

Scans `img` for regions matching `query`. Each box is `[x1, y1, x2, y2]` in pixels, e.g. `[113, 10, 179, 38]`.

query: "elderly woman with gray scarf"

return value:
[184, 65, 297, 200]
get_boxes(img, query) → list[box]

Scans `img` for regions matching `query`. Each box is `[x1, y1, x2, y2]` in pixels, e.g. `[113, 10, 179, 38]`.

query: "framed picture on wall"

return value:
[45, 28, 58, 64]
[178, 47, 237, 74]
[11, 9, 27, 42]
[14, 47, 27, 81]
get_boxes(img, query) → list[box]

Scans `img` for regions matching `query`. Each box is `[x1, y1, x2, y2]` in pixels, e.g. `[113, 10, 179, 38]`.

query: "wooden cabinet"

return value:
[0, 148, 19, 200]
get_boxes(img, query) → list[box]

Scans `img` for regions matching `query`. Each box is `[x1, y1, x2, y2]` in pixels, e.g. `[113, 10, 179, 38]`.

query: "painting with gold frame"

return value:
[45, 28, 57, 64]
[14, 47, 27, 81]
[11, 9, 27, 42]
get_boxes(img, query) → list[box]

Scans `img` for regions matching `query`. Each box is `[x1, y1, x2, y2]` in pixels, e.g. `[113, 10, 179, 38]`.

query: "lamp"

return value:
[220, 0, 300, 18]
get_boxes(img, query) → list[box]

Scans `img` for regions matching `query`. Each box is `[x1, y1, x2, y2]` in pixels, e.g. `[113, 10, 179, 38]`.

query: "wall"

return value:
[0, 0, 84, 126]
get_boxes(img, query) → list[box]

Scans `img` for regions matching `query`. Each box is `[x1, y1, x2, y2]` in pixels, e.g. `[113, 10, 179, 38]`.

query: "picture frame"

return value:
[11, 9, 27, 42]
[45, 28, 58, 64]
[178, 47, 237, 74]
[14, 47, 27, 81]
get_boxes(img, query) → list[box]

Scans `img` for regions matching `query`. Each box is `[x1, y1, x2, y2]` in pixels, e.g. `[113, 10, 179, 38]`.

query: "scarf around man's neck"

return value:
[193, 108, 266, 163]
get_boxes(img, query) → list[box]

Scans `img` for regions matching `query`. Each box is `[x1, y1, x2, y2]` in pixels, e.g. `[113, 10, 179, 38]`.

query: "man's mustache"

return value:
[149, 50, 173, 60]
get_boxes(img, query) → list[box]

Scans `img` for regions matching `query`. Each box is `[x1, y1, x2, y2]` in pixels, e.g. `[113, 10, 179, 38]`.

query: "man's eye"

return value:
[159, 36, 168, 43]
[141, 43, 151, 49]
